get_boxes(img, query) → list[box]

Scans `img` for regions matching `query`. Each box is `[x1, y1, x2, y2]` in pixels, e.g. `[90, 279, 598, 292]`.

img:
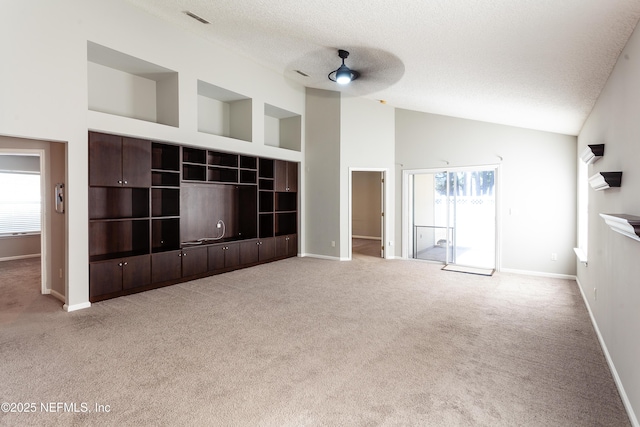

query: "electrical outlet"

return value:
[551, 253, 558, 261]
[331, 241, 336, 247]
[59, 268, 63, 278]
[216, 222, 222, 228]
[594, 288, 597, 301]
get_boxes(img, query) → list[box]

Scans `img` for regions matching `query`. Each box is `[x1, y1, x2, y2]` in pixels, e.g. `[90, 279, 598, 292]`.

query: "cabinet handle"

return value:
[178, 253, 182, 257]
[123, 262, 128, 266]
[123, 180, 128, 184]
[118, 262, 123, 267]
[118, 180, 123, 184]
[183, 253, 187, 257]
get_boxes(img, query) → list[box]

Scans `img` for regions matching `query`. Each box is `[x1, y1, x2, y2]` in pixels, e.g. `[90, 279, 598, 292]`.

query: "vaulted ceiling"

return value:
[124, 0, 640, 135]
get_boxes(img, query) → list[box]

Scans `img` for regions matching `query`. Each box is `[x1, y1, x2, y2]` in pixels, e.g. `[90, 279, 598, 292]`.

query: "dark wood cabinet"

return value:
[90, 255, 150, 299]
[89, 132, 151, 187]
[275, 234, 297, 258]
[152, 250, 182, 283]
[274, 160, 297, 192]
[89, 131, 298, 302]
[181, 246, 208, 277]
[208, 242, 240, 272]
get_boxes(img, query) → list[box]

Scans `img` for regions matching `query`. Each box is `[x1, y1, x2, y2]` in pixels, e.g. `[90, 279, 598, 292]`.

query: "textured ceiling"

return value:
[124, 0, 640, 135]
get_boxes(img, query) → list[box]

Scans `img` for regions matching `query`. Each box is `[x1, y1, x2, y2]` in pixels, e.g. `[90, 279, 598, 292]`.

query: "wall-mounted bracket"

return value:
[589, 172, 622, 191]
[599, 213, 640, 243]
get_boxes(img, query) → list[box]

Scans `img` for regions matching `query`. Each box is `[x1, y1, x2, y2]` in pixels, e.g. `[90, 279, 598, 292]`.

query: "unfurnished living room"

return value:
[1, 1, 639, 426]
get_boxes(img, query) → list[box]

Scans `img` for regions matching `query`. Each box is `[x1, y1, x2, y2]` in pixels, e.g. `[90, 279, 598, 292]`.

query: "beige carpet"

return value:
[0, 256, 630, 426]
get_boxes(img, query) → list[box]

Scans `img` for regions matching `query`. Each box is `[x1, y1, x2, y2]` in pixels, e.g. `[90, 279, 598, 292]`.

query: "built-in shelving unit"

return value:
[89, 131, 298, 302]
[197, 80, 252, 142]
[87, 42, 179, 127]
[264, 104, 302, 151]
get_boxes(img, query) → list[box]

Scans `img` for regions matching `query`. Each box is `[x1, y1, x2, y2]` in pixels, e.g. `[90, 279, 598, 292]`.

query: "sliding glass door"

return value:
[411, 167, 496, 269]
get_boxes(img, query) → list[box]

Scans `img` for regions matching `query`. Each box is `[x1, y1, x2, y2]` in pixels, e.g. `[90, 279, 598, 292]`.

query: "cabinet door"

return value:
[275, 235, 297, 258]
[225, 243, 240, 268]
[259, 237, 276, 262]
[182, 246, 208, 277]
[275, 161, 297, 192]
[239, 240, 259, 265]
[90, 259, 123, 299]
[122, 137, 151, 187]
[122, 255, 151, 290]
[89, 132, 122, 187]
[275, 235, 288, 258]
[152, 250, 182, 283]
[274, 160, 288, 192]
[208, 244, 226, 271]
[286, 162, 298, 192]
[287, 234, 298, 257]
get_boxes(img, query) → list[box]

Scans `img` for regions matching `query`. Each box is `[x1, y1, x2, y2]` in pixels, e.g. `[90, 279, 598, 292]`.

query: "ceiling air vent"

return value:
[184, 11, 210, 24]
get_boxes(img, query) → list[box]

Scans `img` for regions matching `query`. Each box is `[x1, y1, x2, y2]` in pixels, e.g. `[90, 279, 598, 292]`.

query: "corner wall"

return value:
[395, 109, 577, 276]
[577, 20, 640, 426]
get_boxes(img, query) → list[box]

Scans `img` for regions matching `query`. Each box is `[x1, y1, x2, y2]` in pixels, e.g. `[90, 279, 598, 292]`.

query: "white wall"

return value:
[305, 88, 341, 258]
[0, 0, 305, 310]
[577, 21, 640, 425]
[341, 97, 396, 258]
[395, 109, 577, 276]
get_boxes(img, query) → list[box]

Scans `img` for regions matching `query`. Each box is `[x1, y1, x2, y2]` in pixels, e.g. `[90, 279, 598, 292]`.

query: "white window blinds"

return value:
[0, 172, 41, 235]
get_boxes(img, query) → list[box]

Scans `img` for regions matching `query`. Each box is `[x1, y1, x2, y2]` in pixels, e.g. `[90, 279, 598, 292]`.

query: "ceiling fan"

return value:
[328, 49, 360, 85]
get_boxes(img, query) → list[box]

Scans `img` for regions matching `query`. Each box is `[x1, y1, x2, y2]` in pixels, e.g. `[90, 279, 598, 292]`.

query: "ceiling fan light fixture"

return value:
[335, 64, 352, 84]
[328, 49, 359, 85]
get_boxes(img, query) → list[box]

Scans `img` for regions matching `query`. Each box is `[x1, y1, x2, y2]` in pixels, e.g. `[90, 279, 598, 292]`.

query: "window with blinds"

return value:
[0, 172, 41, 235]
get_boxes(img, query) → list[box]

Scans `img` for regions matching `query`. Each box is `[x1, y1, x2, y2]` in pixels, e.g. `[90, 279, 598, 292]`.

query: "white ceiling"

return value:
[124, 0, 640, 135]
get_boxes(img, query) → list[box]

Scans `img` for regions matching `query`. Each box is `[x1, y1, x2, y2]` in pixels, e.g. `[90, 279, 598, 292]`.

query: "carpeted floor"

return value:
[0, 256, 630, 426]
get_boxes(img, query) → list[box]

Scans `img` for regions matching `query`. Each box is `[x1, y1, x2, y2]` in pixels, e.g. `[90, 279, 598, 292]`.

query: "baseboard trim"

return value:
[300, 253, 347, 261]
[575, 277, 638, 427]
[0, 253, 41, 262]
[500, 268, 576, 280]
[63, 302, 91, 312]
[352, 235, 381, 240]
[47, 289, 65, 303]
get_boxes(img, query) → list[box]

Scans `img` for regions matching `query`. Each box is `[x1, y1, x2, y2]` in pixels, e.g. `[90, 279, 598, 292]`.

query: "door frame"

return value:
[402, 164, 502, 271]
[348, 167, 388, 260]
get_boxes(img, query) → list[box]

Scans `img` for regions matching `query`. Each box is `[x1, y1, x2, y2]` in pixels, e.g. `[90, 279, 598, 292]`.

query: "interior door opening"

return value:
[408, 166, 497, 271]
[351, 170, 385, 259]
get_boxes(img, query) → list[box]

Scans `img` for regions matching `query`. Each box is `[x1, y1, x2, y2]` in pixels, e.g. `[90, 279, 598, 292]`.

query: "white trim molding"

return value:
[573, 247, 588, 265]
[63, 302, 91, 312]
[600, 213, 640, 243]
[500, 268, 576, 281]
[576, 277, 639, 427]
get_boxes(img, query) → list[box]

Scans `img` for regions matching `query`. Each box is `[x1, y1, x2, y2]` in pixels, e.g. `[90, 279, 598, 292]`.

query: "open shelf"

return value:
[197, 80, 252, 142]
[259, 191, 274, 213]
[89, 219, 150, 260]
[152, 188, 180, 217]
[259, 213, 274, 238]
[275, 192, 297, 212]
[264, 104, 301, 152]
[275, 212, 297, 236]
[89, 187, 149, 220]
[183, 147, 207, 164]
[152, 170, 180, 187]
[152, 143, 180, 171]
[87, 42, 178, 127]
[208, 166, 238, 183]
[152, 218, 180, 253]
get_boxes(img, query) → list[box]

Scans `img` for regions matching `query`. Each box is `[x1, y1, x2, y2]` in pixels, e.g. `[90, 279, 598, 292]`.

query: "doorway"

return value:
[406, 166, 497, 271]
[350, 169, 385, 259]
[0, 137, 66, 304]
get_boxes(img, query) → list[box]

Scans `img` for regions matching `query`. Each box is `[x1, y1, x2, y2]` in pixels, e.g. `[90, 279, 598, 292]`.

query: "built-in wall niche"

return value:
[87, 42, 179, 127]
[197, 80, 252, 142]
[264, 104, 301, 152]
